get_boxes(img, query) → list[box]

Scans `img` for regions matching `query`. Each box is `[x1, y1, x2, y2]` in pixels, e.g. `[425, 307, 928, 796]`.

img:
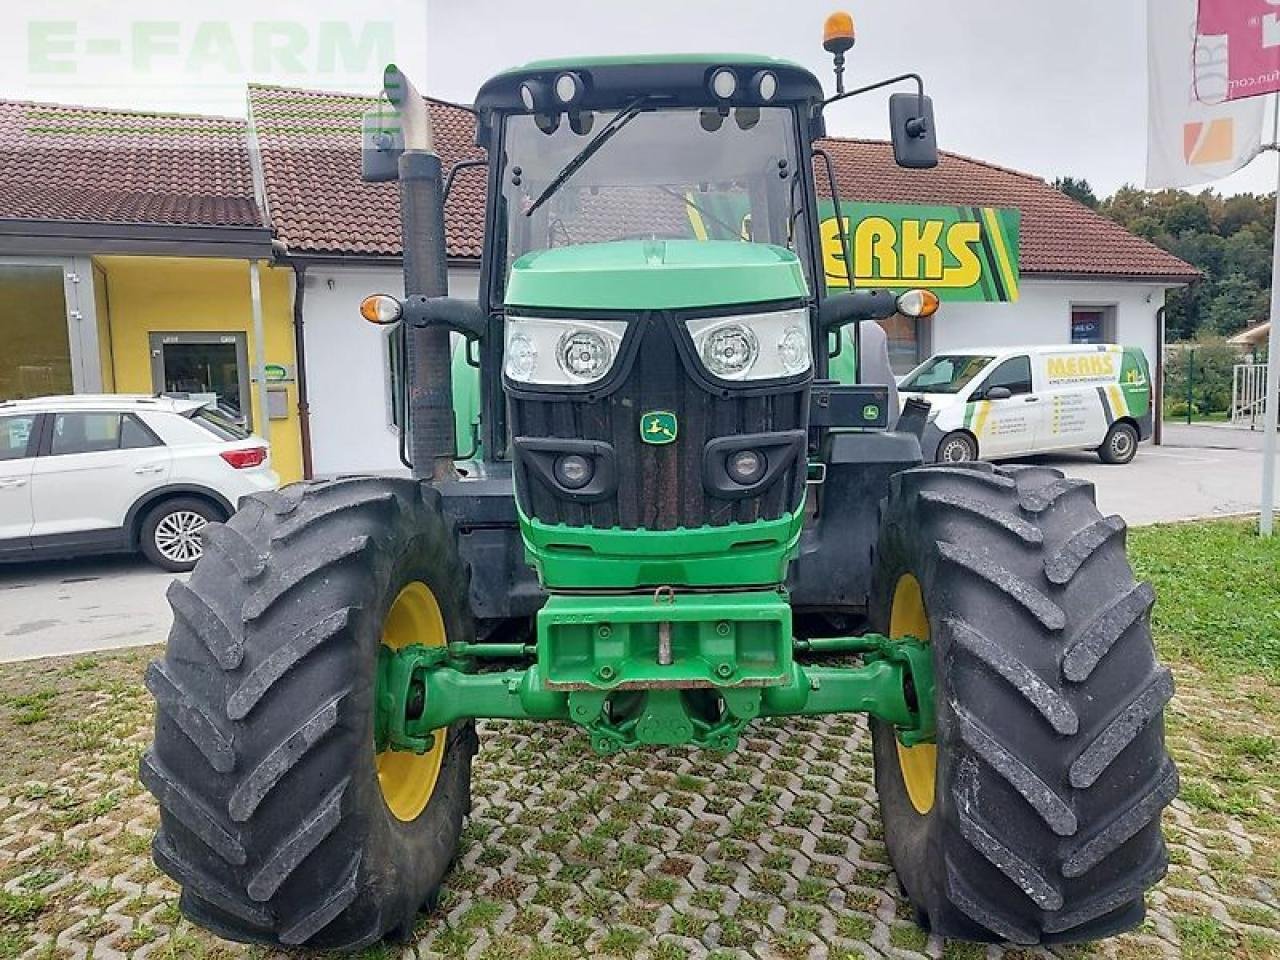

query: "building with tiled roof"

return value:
[2, 82, 1198, 482]
[243, 84, 1194, 474]
[0, 98, 303, 482]
[247, 85, 1197, 283]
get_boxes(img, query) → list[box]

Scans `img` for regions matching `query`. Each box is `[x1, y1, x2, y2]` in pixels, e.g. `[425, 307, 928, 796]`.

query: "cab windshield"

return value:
[498, 105, 811, 286]
[900, 355, 996, 394]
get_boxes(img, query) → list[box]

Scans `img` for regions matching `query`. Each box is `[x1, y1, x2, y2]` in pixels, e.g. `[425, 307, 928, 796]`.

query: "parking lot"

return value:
[0, 422, 1274, 664]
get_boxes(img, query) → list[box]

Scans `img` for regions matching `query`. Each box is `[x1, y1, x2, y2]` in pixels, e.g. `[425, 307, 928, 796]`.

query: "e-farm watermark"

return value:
[28, 20, 394, 79]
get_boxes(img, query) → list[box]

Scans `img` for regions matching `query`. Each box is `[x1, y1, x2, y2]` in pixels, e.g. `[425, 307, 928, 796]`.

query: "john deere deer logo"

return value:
[640, 411, 678, 445]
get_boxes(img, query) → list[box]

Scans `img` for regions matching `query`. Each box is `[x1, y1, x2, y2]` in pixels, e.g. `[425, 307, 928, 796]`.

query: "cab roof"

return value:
[473, 54, 826, 146]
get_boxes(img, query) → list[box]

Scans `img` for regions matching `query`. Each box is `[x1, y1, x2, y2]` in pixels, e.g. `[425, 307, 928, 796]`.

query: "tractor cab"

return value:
[473, 56, 827, 312]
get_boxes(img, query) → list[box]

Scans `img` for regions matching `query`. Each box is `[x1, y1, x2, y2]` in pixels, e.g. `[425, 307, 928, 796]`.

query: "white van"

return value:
[898, 344, 1153, 465]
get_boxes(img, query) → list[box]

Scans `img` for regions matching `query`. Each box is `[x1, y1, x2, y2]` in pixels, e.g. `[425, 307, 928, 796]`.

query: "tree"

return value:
[1206, 273, 1268, 335]
[1051, 176, 1099, 209]
[1094, 183, 1275, 341]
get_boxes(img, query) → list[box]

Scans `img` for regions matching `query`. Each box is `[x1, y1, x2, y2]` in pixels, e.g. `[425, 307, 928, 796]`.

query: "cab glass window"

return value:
[0, 414, 36, 461]
[980, 355, 1033, 397]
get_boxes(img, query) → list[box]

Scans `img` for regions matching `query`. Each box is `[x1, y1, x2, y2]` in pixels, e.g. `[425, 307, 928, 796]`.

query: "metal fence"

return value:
[1231, 362, 1269, 428]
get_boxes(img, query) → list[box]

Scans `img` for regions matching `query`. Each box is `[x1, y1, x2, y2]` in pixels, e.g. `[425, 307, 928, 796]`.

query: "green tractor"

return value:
[143, 16, 1176, 952]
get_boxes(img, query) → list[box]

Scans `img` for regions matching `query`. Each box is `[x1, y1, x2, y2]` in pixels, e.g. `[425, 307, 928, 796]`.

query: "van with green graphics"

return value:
[900, 344, 1152, 464]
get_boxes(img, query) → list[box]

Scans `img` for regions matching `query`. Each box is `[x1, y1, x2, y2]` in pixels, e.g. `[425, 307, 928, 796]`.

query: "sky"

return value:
[3, 0, 1278, 199]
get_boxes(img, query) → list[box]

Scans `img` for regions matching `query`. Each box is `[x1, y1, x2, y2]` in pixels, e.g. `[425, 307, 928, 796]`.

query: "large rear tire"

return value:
[870, 462, 1176, 944]
[142, 476, 477, 951]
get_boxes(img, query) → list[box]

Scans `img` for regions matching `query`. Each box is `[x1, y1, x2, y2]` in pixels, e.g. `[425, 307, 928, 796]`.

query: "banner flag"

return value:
[1147, 0, 1266, 188]
[1195, 0, 1280, 102]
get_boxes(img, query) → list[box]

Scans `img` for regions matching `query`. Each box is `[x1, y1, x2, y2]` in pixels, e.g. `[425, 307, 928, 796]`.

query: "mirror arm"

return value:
[444, 159, 488, 205]
[819, 72, 926, 117]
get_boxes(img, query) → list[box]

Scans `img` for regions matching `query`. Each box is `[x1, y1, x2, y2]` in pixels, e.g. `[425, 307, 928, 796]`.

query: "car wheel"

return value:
[1098, 422, 1139, 465]
[140, 498, 222, 572]
[936, 431, 978, 463]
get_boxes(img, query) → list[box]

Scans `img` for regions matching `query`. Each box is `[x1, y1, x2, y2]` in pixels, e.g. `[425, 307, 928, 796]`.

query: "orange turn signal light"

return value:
[823, 11, 856, 54]
[896, 289, 940, 319]
[360, 294, 403, 325]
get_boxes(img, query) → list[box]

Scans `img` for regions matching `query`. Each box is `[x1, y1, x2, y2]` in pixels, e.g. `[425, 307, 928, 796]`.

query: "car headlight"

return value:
[505, 316, 628, 386]
[685, 308, 812, 381]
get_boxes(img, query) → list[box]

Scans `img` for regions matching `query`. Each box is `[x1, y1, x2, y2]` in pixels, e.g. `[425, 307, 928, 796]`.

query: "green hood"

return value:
[504, 240, 809, 311]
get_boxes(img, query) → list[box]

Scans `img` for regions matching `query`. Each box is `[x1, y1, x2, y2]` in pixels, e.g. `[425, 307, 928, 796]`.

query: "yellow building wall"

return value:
[96, 256, 304, 483]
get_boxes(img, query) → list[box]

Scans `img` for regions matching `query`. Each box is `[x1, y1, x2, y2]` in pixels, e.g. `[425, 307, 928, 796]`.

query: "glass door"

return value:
[149, 332, 252, 429]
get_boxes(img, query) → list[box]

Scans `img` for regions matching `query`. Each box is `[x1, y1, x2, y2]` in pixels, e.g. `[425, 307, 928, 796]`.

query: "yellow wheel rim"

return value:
[377, 581, 447, 822]
[891, 574, 937, 815]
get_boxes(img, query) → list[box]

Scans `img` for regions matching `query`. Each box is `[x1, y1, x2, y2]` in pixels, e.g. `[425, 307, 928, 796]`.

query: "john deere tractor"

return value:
[143, 15, 1176, 952]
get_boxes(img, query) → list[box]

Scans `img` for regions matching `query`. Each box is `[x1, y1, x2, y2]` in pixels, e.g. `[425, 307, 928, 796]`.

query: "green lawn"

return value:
[1130, 519, 1280, 680]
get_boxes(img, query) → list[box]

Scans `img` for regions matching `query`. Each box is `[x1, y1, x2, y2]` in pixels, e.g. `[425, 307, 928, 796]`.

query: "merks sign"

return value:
[818, 202, 1021, 303]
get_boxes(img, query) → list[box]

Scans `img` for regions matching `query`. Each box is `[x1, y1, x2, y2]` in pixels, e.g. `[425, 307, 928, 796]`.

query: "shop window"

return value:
[0, 265, 74, 400]
[1070, 306, 1115, 344]
[882, 314, 930, 375]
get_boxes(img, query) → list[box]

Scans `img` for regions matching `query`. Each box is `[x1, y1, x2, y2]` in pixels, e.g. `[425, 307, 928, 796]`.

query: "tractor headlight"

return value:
[702, 324, 759, 378]
[685, 308, 812, 382]
[504, 316, 628, 386]
[557, 328, 613, 381]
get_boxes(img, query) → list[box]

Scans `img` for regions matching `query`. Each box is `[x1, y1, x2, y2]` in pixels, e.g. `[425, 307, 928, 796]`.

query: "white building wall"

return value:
[929, 279, 1170, 373]
[302, 264, 480, 476]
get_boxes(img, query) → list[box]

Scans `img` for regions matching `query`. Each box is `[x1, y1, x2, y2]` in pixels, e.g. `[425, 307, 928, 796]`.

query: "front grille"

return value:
[509, 314, 809, 530]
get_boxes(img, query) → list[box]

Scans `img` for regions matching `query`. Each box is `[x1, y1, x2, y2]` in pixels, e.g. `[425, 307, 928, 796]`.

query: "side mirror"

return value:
[984, 386, 1012, 401]
[889, 92, 938, 170]
[361, 103, 404, 183]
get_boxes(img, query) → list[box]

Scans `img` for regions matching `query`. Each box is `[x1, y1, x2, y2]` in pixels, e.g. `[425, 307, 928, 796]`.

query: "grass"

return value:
[0, 519, 1276, 959]
[1129, 519, 1280, 679]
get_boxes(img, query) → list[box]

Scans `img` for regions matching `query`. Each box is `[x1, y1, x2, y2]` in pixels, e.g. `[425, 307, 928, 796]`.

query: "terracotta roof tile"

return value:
[0, 100, 264, 228]
[249, 85, 483, 259]
[250, 85, 1198, 282]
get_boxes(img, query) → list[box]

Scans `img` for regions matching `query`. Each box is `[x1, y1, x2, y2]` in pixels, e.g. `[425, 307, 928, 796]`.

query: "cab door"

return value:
[0, 413, 39, 549]
[968, 354, 1039, 459]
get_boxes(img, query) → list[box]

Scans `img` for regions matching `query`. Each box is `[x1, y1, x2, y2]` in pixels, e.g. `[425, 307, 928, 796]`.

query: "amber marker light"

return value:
[823, 11, 856, 54]
[360, 294, 403, 325]
[897, 289, 940, 318]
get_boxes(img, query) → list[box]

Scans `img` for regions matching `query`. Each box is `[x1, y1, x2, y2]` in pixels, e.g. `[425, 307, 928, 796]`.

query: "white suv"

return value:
[0, 395, 279, 572]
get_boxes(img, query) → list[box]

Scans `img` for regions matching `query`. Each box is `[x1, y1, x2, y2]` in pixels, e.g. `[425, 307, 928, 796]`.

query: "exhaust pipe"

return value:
[384, 65, 458, 483]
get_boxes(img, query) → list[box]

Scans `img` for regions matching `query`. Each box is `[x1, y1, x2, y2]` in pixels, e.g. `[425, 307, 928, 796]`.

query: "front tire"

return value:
[871, 462, 1176, 944]
[142, 477, 477, 951]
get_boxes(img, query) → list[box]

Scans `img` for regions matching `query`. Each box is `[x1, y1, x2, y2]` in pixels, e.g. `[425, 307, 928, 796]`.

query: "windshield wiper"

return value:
[524, 97, 649, 218]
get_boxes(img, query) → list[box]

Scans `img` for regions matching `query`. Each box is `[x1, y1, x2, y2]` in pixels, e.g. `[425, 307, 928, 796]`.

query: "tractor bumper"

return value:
[377, 591, 933, 756]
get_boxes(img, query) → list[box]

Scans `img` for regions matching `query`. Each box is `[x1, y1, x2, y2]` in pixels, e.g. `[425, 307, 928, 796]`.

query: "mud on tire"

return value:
[870, 461, 1177, 944]
[142, 476, 477, 951]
